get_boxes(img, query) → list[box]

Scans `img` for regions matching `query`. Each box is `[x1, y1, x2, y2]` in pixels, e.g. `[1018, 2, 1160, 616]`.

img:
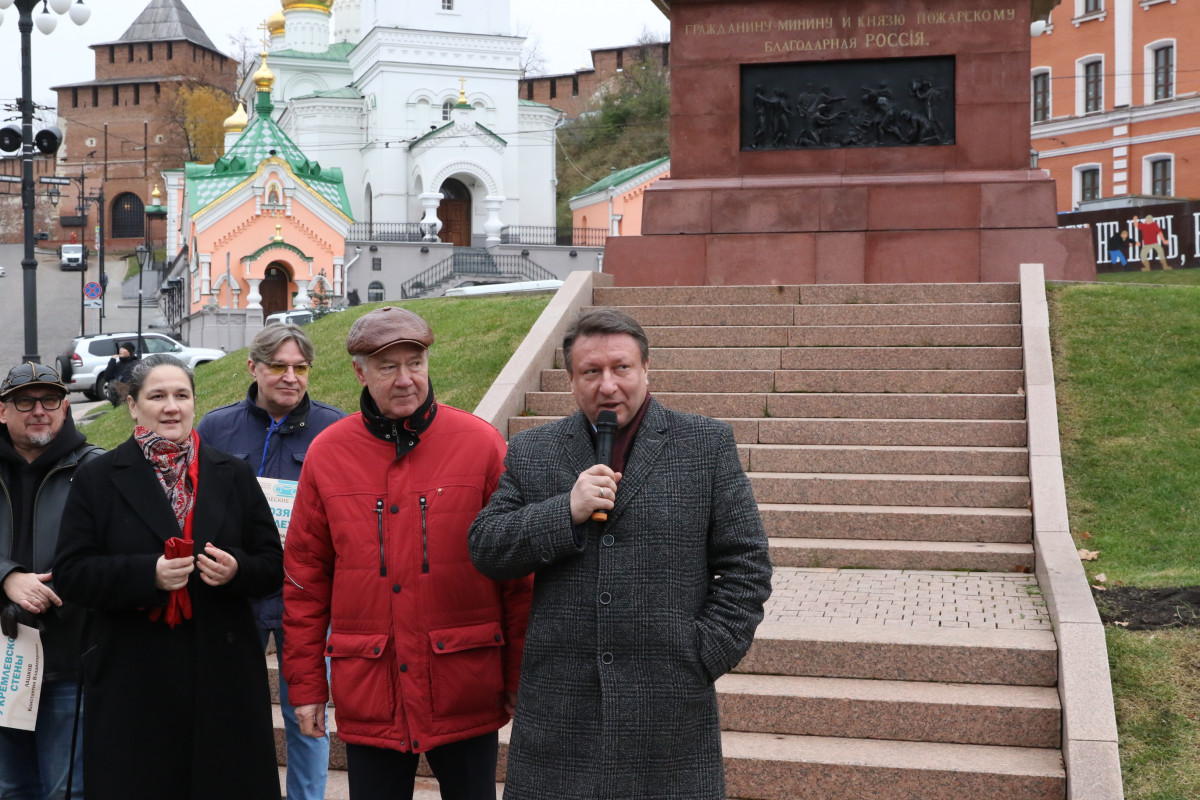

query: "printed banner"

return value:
[258, 477, 299, 546]
[0, 623, 44, 731]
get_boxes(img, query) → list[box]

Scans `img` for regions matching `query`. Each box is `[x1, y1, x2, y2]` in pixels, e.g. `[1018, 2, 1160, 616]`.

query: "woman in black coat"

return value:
[55, 354, 283, 800]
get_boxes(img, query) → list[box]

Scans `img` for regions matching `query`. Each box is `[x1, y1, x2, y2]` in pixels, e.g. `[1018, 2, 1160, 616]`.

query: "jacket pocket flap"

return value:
[326, 632, 389, 659]
[428, 621, 504, 655]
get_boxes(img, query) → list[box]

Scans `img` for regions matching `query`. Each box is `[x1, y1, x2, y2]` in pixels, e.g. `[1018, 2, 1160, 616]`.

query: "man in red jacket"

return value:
[282, 307, 532, 800]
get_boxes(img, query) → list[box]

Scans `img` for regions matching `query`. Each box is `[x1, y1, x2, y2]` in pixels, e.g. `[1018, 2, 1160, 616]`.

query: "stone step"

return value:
[779, 346, 1024, 371]
[644, 324, 1021, 348]
[523, 392, 1026, 420]
[771, 369, 1024, 394]
[767, 537, 1035, 572]
[791, 303, 1021, 326]
[759, 504, 1032, 543]
[592, 283, 1020, 307]
[721, 731, 1063, 800]
[755, 418, 1027, 446]
[738, 623, 1058, 686]
[716, 673, 1060, 748]
[509, 416, 1029, 447]
[748, 473, 1030, 509]
[556, 345, 1024, 371]
[786, 325, 1022, 348]
[541, 368, 1024, 395]
[742, 443, 1028, 476]
[599, 302, 1022, 327]
[799, 283, 1021, 305]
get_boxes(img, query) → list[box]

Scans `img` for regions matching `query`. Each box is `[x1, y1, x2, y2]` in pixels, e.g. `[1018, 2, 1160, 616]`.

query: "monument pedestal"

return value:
[609, 0, 1092, 285]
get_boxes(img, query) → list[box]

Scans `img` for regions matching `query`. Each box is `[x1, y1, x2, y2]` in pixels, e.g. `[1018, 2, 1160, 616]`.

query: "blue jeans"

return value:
[0, 679, 84, 800]
[260, 625, 330, 800]
[1109, 249, 1129, 268]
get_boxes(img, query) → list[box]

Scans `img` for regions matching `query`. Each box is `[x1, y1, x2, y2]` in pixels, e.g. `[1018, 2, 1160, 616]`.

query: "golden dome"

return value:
[224, 102, 249, 133]
[253, 53, 275, 91]
[151, 184, 162, 204]
[267, 10, 286, 35]
[281, 0, 333, 13]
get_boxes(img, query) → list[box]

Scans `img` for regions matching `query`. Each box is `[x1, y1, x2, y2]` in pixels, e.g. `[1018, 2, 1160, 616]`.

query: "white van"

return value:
[60, 243, 86, 271]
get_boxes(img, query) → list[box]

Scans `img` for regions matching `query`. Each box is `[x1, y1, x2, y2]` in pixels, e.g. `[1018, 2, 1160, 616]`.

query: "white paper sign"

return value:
[258, 478, 299, 546]
[0, 623, 44, 731]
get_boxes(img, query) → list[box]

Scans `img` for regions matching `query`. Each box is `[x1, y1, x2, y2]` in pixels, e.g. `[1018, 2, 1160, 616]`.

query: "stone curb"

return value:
[1020, 263, 1124, 800]
[473, 269, 612, 436]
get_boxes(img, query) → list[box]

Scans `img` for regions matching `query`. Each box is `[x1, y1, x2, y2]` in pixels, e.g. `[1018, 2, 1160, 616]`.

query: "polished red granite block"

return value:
[712, 187, 823, 234]
[981, 181, 1059, 229]
[980, 228, 1095, 282]
[710, 233, 819, 284]
[640, 185, 714, 235]
[867, 184, 981, 231]
[866, 231, 983, 283]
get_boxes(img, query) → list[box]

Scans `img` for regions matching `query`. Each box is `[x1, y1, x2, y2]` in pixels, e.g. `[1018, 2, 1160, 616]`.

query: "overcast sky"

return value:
[0, 0, 669, 113]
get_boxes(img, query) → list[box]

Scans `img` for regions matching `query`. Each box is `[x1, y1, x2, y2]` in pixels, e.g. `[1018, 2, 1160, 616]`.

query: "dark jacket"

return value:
[101, 354, 138, 386]
[196, 385, 345, 626]
[0, 415, 103, 681]
[283, 403, 532, 754]
[468, 400, 773, 800]
[54, 437, 283, 800]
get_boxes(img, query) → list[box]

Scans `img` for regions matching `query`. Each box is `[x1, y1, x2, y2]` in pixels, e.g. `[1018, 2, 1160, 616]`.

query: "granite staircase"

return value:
[273, 282, 1066, 799]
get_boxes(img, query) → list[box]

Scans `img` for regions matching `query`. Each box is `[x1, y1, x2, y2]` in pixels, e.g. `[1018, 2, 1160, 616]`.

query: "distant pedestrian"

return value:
[196, 324, 345, 800]
[101, 342, 139, 406]
[1133, 215, 1171, 271]
[1106, 229, 1130, 269]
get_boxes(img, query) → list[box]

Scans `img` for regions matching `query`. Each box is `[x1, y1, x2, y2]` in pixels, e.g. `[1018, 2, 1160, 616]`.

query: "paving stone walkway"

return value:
[765, 567, 1051, 630]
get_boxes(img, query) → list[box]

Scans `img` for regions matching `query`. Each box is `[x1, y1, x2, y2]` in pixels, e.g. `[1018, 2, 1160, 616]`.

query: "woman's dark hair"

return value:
[127, 353, 194, 400]
[562, 307, 649, 376]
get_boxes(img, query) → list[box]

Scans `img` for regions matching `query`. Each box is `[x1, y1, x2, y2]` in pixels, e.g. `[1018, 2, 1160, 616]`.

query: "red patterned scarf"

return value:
[135, 427, 200, 627]
[135, 426, 198, 530]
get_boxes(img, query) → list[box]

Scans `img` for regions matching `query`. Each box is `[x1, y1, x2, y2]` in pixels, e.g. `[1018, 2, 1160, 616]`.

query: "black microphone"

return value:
[591, 410, 618, 522]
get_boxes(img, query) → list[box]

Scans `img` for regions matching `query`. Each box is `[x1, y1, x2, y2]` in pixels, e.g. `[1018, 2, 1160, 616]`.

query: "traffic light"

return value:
[0, 125, 19, 153]
[33, 126, 62, 155]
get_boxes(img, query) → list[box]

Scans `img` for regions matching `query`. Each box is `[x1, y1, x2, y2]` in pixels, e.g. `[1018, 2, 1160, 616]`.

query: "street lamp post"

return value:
[0, 0, 92, 363]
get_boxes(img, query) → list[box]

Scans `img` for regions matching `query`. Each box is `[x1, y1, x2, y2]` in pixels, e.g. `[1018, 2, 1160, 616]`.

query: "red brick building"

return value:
[519, 41, 670, 119]
[48, 0, 235, 249]
[1030, 0, 1200, 211]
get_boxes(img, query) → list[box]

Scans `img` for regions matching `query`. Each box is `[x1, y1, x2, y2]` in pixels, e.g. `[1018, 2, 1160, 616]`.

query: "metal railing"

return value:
[349, 222, 426, 243]
[500, 226, 609, 247]
[400, 253, 559, 298]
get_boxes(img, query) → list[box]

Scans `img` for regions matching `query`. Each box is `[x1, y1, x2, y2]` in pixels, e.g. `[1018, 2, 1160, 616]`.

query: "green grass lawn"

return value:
[1051, 281, 1200, 800]
[1096, 266, 1200, 286]
[81, 294, 552, 452]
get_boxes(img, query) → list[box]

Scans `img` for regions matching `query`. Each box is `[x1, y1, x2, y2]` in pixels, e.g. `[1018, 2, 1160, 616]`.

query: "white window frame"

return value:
[1073, 0, 1106, 23]
[1143, 40, 1176, 102]
[441, 0, 454, 10]
[1142, 154, 1174, 196]
[441, 100, 454, 121]
[1031, 68, 1052, 122]
[1074, 163, 1103, 207]
[1076, 56, 1104, 115]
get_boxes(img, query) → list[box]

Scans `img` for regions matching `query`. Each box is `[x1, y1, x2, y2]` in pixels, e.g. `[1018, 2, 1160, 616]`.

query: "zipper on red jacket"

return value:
[419, 495, 429, 573]
[375, 499, 387, 576]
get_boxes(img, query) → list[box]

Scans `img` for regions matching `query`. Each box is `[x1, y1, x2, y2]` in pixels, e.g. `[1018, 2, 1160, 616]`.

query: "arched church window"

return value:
[111, 192, 145, 239]
[442, 0, 454, 9]
[442, 101, 453, 121]
[368, 281, 385, 302]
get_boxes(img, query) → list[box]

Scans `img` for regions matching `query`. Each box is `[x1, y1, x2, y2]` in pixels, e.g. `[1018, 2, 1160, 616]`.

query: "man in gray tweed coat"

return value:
[469, 307, 772, 799]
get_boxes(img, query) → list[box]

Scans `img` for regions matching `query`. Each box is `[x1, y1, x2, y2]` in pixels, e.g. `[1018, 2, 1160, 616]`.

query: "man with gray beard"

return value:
[0, 363, 103, 800]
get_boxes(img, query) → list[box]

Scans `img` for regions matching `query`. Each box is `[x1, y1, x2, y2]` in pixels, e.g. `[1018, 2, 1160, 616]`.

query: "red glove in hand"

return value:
[150, 537, 193, 628]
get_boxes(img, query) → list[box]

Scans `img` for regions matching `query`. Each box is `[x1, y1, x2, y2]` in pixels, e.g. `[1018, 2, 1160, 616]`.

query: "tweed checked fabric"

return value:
[469, 400, 773, 800]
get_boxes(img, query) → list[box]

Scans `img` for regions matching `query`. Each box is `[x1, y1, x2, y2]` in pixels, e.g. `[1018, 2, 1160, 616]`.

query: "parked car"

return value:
[60, 243, 86, 271]
[265, 309, 313, 326]
[59, 332, 226, 400]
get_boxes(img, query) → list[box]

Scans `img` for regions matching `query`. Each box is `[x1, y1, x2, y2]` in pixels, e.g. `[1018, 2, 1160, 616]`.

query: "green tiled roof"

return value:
[268, 42, 354, 62]
[518, 98, 554, 108]
[572, 156, 669, 201]
[187, 97, 352, 218]
[409, 121, 454, 149]
[293, 86, 364, 100]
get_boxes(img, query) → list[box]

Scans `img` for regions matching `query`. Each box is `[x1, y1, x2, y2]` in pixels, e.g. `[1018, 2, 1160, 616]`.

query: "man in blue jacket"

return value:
[197, 324, 344, 800]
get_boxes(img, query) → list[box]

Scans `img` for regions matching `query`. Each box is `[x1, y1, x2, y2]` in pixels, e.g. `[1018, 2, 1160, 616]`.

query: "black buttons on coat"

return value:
[601, 534, 615, 547]
[399, 664, 408, 672]
[390, 505, 399, 514]
[599, 592, 611, 605]
[600, 652, 613, 665]
[392, 584, 401, 593]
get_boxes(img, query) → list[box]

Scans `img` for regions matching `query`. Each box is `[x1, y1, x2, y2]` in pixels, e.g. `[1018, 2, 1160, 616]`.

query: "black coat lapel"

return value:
[110, 438, 179, 544]
[191, 446, 233, 552]
[609, 400, 668, 523]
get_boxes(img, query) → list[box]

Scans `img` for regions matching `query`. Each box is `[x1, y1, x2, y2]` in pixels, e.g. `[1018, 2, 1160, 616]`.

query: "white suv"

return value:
[58, 332, 226, 400]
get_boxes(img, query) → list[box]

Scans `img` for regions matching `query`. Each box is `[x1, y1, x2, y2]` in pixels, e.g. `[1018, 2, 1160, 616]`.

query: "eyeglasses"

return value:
[263, 362, 311, 376]
[6, 395, 64, 412]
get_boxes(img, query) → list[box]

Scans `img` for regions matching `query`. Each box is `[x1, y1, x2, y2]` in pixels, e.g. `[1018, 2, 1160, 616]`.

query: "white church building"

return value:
[250, 0, 561, 247]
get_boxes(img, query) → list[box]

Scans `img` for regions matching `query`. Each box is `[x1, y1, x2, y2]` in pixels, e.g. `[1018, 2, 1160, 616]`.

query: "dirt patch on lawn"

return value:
[1094, 586, 1200, 630]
